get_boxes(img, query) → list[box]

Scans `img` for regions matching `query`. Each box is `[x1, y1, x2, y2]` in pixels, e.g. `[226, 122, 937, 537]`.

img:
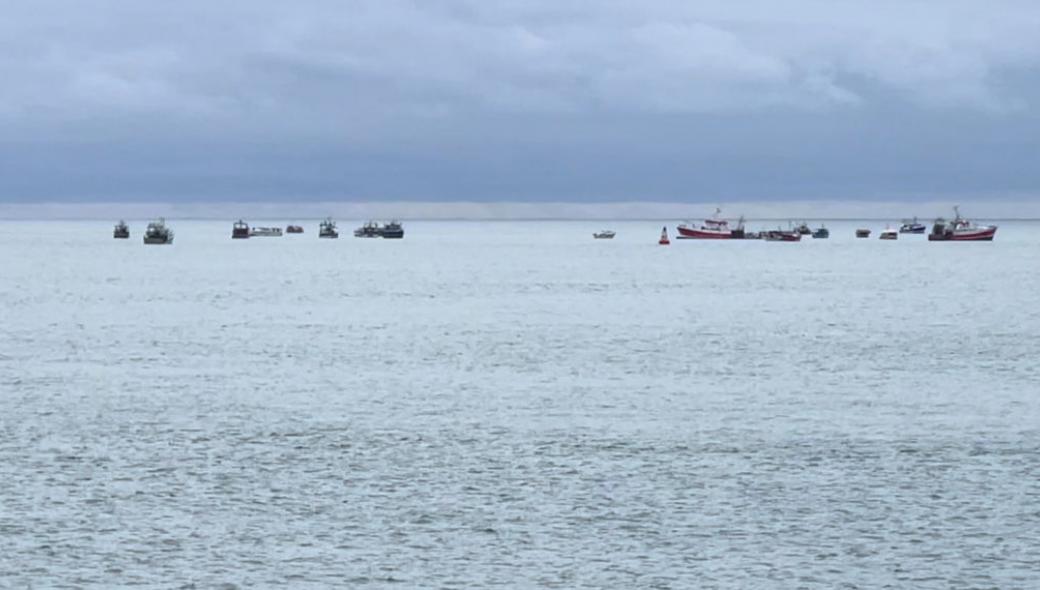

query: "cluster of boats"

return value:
[115, 208, 997, 246]
[112, 219, 175, 244]
[113, 218, 405, 243]
[353, 220, 404, 239]
[671, 212, 830, 241]
[853, 209, 997, 241]
[655, 207, 997, 242]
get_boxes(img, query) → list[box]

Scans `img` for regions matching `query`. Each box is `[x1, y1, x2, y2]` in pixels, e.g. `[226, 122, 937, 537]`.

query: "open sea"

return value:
[1, 219, 1039, 588]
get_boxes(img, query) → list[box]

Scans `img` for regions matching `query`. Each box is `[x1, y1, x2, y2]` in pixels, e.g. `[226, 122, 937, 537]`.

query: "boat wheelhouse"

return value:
[232, 220, 250, 239]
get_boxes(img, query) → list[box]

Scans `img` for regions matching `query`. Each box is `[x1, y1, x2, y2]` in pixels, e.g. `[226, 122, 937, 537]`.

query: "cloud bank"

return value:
[1, 1, 1038, 202]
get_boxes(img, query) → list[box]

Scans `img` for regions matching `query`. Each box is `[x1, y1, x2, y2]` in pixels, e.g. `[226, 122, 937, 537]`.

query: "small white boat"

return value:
[249, 227, 283, 237]
[593, 230, 616, 239]
[880, 227, 898, 240]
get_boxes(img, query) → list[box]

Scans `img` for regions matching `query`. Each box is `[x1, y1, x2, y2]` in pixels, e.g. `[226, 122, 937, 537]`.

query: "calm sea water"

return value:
[2, 220, 1039, 588]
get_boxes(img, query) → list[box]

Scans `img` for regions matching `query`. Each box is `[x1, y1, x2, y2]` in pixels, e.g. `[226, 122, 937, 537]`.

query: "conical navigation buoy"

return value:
[659, 226, 670, 245]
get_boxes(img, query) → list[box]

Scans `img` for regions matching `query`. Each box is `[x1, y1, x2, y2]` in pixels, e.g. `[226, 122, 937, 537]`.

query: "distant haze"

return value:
[2, 1, 1039, 203]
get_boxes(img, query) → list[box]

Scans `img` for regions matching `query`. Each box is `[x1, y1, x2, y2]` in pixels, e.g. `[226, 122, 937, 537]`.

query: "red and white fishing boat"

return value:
[928, 207, 997, 241]
[676, 208, 747, 239]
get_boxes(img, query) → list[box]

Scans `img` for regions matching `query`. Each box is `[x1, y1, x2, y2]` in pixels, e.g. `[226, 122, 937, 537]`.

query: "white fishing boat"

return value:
[319, 218, 339, 238]
[593, 230, 616, 239]
[249, 226, 283, 237]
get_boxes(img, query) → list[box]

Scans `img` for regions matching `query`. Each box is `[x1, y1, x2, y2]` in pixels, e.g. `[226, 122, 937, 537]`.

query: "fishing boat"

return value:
[763, 229, 802, 242]
[143, 218, 173, 245]
[286, 225, 304, 234]
[811, 225, 829, 239]
[899, 217, 927, 234]
[794, 222, 812, 235]
[593, 230, 616, 239]
[880, 227, 898, 240]
[250, 226, 283, 237]
[658, 226, 670, 245]
[113, 220, 129, 239]
[354, 221, 380, 238]
[380, 220, 404, 239]
[928, 207, 997, 241]
[676, 209, 750, 239]
[231, 219, 250, 239]
[676, 209, 748, 239]
[855, 228, 871, 238]
[319, 218, 339, 238]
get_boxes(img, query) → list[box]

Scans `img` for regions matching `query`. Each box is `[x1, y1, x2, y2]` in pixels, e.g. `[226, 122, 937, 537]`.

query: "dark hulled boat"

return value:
[354, 221, 381, 238]
[899, 217, 927, 234]
[232, 220, 250, 239]
[113, 220, 130, 239]
[380, 220, 405, 239]
[143, 219, 173, 245]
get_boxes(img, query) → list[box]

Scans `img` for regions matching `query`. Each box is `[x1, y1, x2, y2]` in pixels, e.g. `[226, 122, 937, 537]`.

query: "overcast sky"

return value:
[2, 0, 1039, 203]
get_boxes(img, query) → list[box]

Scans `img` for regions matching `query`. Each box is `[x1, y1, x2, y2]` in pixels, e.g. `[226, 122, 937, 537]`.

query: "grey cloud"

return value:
[1, 0, 1038, 201]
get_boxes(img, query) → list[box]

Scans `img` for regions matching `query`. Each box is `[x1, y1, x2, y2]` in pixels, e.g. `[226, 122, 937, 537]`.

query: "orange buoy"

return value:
[659, 226, 670, 245]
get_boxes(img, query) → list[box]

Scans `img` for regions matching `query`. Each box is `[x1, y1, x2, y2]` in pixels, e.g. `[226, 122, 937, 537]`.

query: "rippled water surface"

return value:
[2, 220, 1039, 588]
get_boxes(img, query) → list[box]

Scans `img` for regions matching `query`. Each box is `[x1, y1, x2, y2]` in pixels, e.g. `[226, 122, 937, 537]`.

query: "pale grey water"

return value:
[1, 220, 1039, 588]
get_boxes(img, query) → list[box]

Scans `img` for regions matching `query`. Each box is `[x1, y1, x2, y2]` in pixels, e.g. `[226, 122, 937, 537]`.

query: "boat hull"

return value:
[676, 226, 731, 239]
[928, 227, 997, 241]
[763, 231, 801, 242]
